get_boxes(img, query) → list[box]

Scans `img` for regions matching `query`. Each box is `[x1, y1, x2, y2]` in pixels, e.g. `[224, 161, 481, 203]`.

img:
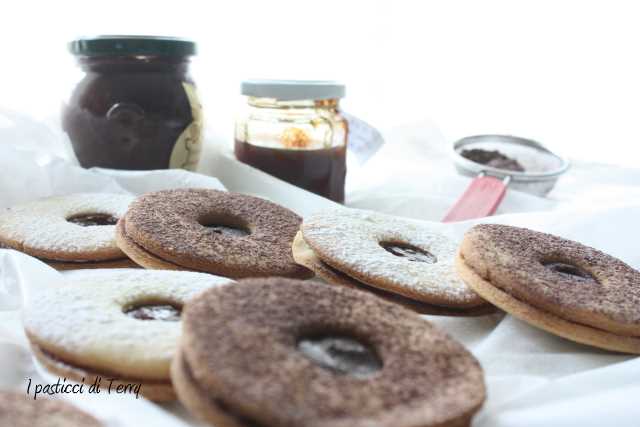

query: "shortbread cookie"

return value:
[0, 193, 135, 269]
[116, 189, 312, 278]
[24, 269, 231, 401]
[292, 231, 496, 317]
[457, 224, 640, 354]
[0, 390, 103, 427]
[172, 277, 486, 427]
[298, 209, 488, 311]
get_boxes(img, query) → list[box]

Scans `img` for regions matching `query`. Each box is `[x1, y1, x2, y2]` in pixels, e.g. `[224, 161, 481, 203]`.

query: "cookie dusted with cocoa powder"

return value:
[172, 277, 486, 427]
[0, 391, 103, 427]
[295, 208, 493, 315]
[24, 269, 231, 402]
[457, 224, 640, 354]
[116, 188, 312, 279]
[0, 193, 136, 270]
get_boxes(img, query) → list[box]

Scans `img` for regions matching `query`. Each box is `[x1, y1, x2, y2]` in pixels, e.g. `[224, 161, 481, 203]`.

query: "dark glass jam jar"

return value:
[63, 36, 202, 171]
[235, 80, 348, 203]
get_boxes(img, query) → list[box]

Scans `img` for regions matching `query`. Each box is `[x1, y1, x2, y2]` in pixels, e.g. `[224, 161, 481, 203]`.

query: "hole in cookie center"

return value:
[124, 303, 182, 321]
[297, 334, 382, 378]
[198, 215, 250, 237]
[543, 261, 595, 281]
[380, 242, 437, 263]
[66, 213, 118, 227]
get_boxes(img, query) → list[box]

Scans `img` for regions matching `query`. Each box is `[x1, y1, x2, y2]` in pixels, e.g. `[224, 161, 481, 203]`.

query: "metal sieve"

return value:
[444, 135, 570, 222]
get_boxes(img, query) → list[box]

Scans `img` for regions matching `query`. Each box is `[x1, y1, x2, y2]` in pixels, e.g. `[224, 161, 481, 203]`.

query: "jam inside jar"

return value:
[235, 80, 348, 203]
[63, 36, 202, 171]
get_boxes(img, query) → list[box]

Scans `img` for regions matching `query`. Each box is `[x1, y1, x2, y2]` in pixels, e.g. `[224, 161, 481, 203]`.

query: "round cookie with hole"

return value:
[0, 193, 136, 270]
[24, 269, 231, 402]
[296, 208, 491, 315]
[292, 230, 497, 317]
[172, 277, 486, 427]
[457, 223, 640, 354]
[0, 390, 103, 427]
[116, 188, 312, 279]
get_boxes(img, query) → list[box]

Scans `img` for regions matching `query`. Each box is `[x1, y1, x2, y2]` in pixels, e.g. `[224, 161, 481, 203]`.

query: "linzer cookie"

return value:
[457, 224, 640, 354]
[295, 208, 493, 316]
[24, 269, 231, 401]
[172, 277, 486, 427]
[0, 193, 135, 270]
[0, 391, 103, 427]
[293, 231, 494, 316]
[116, 188, 312, 278]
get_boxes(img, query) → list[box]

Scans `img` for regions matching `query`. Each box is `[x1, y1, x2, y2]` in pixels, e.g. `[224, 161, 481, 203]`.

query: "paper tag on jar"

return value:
[169, 83, 203, 171]
[342, 112, 385, 165]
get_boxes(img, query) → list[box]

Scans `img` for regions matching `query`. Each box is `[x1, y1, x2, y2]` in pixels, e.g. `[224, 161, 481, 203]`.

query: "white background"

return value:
[2, 0, 640, 166]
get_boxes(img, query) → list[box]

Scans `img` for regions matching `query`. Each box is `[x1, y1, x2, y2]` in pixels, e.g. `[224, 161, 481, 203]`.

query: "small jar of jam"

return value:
[235, 80, 348, 203]
[63, 36, 202, 171]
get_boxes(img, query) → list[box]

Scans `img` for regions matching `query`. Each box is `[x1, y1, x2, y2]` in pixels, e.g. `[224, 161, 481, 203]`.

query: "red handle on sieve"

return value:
[442, 175, 509, 222]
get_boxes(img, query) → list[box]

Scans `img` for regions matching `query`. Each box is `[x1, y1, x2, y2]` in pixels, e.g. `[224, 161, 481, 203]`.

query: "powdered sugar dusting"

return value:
[0, 193, 133, 259]
[302, 208, 480, 305]
[24, 269, 232, 379]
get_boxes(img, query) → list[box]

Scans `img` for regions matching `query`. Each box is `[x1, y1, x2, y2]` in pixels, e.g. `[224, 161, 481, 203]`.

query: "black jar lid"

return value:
[69, 36, 196, 57]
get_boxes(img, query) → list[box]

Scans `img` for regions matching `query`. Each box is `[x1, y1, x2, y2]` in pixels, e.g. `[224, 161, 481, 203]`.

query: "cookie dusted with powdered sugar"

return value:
[0, 193, 135, 269]
[296, 208, 491, 314]
[292, 230, 496, 316]
[24, 269, 232, 402]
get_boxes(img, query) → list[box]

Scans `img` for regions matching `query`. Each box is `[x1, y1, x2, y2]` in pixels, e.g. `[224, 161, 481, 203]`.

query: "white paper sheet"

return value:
[1, 111, 639, 426]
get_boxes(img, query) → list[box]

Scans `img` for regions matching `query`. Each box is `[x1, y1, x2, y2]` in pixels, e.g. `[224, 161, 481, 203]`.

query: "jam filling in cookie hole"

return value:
[380, 241, 437, 264]
[297, 332, 383, 378]
[172, 278, 487, 426]
[66, 213, 119, 227]
[124, 302, 182, 321]
[542, 260, 596, 281]
[198, 214, 251, 238]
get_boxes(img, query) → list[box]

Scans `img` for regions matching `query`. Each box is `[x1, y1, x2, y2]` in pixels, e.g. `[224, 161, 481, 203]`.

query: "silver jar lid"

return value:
[241, 80, 345, 101]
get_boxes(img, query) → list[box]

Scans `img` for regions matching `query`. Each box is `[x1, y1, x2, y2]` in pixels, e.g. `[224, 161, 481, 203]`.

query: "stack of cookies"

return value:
[0, 193, 135, 269]
[457, 224, 640, 354]
[171, 277, 487, 427]
[23, 270, 231, 402]
[293, 208, 495, 316]
[115, 188, 312, 278]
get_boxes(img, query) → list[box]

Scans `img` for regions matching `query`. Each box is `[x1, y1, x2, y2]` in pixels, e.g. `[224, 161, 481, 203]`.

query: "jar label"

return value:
[169, 83, 203, 171]
[341, 112, 385, 165]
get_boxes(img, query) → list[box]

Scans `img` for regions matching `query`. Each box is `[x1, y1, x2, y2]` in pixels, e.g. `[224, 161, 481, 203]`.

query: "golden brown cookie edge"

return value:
[30, 343, 175, 402]
[171, 350, 248, 427]
[456, 252, 640, 354]
[116, 219, 191, 272]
